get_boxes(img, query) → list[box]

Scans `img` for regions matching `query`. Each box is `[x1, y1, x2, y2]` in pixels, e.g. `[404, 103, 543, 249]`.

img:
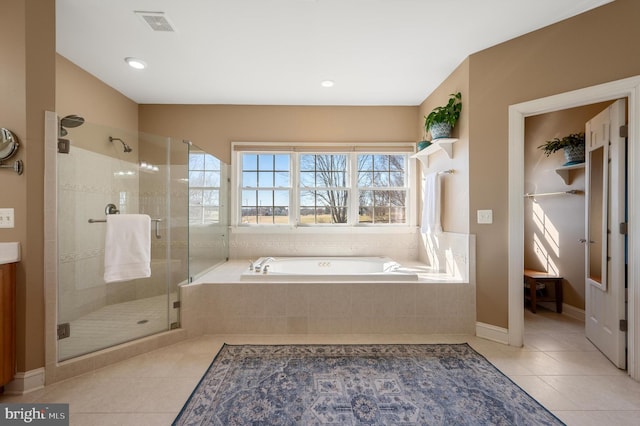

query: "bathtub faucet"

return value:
[254, 257, 274, 273]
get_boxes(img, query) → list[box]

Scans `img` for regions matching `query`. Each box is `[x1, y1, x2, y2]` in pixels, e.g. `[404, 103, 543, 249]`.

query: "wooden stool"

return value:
[524, 269, 563, 313]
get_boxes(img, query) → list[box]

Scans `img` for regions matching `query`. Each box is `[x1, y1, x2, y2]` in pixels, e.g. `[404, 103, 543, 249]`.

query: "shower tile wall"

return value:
[57, 146, 141, 323]
[138, 163, 189, 291]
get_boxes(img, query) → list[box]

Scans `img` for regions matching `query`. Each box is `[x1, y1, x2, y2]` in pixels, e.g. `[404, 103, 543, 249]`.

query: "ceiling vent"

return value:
[134, 11, 175, 32]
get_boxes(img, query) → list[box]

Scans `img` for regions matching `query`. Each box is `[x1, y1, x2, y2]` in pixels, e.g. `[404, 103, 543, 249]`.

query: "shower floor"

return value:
[58, 292, 179, 361]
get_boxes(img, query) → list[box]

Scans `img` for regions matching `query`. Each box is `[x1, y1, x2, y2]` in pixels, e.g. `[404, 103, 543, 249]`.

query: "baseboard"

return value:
[562, 303, 585, 322]
[476, 321, 509, 345]
[535, 301, 585, 322]
[2, 368, 45, 395]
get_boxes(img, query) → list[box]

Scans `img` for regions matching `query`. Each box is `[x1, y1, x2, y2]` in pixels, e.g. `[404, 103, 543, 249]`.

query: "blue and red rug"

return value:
[173, 343, 564, 425]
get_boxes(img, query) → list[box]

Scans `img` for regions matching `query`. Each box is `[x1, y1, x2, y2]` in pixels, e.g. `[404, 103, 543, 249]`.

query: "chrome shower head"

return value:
[109, 136, 133, 153]
[59, 114, 85, 136]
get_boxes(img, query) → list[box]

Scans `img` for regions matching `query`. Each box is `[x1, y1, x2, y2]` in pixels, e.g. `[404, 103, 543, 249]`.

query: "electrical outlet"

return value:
[477, 209, 493, 224]
[0, 208, 15, 228]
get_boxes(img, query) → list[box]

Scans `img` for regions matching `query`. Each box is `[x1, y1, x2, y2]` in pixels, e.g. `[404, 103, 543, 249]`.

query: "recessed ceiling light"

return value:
[321, 80, 334, 88]
[125, 57, 147, 70]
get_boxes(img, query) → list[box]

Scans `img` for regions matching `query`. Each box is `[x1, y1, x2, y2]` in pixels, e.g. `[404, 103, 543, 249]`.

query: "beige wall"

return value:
[56, 55, 139, 158]
[56, 55, 138, 133]
[417, 58, 470, 234]
[464, 0, 640, 328]
[524, 102, 612, 310]
[139, 105, 418, 165]
[0, 0, 55, 373]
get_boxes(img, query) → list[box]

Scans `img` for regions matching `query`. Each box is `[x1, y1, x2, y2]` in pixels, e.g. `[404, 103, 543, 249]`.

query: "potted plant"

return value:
[424, 92, 462, 140]
[537, 132, 585, 165]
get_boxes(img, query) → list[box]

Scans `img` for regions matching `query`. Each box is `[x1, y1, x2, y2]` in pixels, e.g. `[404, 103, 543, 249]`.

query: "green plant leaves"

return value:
[537, 132, 585, 157]
[424, 92, 462, 134]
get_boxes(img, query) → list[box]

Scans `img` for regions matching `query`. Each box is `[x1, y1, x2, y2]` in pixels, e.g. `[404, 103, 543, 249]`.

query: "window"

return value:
[235, 145, 411, 227]
[300, 154, 349, 224]
[357, 154, 407, 224]
[189, 151, 221, 224]
[241, 154, 291, 224]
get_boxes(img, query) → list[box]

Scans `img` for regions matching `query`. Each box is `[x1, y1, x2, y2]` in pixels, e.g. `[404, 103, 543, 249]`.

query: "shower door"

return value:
[56, 120, 188, 361]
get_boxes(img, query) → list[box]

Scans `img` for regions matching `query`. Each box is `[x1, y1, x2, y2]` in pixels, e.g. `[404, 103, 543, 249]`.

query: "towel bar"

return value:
[88, 217, 163, 239]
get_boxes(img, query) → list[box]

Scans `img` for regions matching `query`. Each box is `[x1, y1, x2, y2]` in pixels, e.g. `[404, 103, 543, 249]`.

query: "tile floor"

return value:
[1, 308, 639, 425]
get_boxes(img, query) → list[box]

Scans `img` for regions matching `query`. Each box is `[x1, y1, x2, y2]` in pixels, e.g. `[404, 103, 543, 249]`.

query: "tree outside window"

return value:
[357, 154, 407, 224]
[300, 154, 349, 224]
[236, 149, 409, 226]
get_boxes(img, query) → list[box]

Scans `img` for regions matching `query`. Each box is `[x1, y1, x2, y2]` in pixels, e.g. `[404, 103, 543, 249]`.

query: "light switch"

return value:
[0, 208, 15, 228]
[477, 209, 493, 224]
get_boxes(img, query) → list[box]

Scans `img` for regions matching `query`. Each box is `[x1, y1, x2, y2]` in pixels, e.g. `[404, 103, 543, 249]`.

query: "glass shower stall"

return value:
[55, 118, 228, 361]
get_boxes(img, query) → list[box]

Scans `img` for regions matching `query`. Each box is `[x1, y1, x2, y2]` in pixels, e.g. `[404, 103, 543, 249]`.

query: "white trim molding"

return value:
[2, 368, 45, 395]
[562, 304, 586, 322]
[476, 321, 509, 345]
[508, 75, 640, 381]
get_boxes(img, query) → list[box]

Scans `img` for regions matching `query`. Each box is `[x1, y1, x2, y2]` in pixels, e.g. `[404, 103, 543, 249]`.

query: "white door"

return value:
[584, 99, 627, 369]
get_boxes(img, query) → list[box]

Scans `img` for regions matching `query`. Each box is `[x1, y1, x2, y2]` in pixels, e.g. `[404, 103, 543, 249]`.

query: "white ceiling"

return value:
[56, 0, 613, 106]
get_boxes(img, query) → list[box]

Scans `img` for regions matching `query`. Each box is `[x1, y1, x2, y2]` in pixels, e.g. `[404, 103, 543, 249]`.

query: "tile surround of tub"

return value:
[230, 231, 420, 261]
[420, 232, 472, 281]
[229, 231, 473, 287]
[183, 282, 476, 335]
[180, 262, 476, 336]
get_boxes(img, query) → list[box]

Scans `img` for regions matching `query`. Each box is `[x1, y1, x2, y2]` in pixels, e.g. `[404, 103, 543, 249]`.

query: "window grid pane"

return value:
[241, 153, 291, 225]
[189, 152, 222, 225]
[298, 154, 349, 224]
[357, 154, 408, 224]
[238, 151, 408, 226]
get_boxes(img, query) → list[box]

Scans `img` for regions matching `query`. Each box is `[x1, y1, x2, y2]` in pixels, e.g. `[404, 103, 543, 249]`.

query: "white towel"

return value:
[421, 172, 442, 234]
[104, 214, 151, 283]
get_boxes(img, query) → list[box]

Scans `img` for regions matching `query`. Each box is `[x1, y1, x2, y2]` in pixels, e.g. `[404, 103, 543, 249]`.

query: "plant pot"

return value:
[429, 122, 452, 140]
[417, 141, 432, 151]
[563, 144, 585, 166]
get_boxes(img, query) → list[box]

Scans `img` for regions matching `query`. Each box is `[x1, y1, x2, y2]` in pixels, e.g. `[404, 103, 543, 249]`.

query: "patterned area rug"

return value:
[173, 344, 564, 425]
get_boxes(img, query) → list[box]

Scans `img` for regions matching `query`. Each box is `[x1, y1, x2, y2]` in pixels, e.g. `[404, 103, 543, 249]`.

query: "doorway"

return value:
[522, 100, 626, 369]
[507, 76, 640, 380]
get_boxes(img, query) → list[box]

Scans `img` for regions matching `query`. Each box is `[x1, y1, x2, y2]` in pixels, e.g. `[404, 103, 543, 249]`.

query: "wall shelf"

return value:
[411, 138, 457, 167]
[555, 162, 585, 185]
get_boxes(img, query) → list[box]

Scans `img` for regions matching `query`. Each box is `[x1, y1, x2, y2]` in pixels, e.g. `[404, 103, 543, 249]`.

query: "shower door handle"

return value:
[152, 219, 163, 239]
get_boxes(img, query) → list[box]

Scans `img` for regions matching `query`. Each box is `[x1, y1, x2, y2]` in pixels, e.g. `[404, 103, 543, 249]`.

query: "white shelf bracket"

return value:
[411, 138, 457, 168]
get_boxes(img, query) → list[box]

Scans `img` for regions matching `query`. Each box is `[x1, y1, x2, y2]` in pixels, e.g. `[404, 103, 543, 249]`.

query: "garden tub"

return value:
[240, 256, 418, 281]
